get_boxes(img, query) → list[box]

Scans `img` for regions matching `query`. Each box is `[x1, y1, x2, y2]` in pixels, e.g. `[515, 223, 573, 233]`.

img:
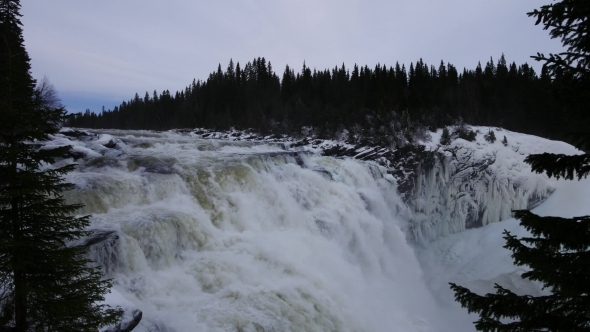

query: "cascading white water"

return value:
[62, 130, 445, 332]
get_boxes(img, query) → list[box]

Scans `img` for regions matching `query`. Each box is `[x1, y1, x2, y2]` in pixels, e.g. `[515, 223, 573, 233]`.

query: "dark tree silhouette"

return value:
[450, 1, 590, 330]
[0, 0, 121, 330]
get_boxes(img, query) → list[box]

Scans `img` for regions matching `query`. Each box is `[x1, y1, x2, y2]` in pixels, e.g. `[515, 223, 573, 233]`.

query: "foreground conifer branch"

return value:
[0, 0, 121, 330]
[450, 210, 590, 331]
[450, 0, 590, 330]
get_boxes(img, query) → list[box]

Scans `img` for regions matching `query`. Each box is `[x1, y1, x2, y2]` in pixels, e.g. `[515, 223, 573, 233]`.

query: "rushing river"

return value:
[60, 129, 447, 332]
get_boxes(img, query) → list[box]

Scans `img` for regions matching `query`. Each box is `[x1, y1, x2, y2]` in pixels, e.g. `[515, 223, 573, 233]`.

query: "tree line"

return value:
[68, 55, 575, 141]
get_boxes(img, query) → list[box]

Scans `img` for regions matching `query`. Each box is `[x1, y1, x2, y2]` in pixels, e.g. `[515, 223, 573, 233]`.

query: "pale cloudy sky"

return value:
[21, 0, 563, 114]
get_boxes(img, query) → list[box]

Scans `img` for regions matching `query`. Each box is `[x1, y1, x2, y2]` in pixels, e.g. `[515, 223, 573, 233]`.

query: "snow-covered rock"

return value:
[405, 127, 581, 242]
[96, 134, 119, 149]
[100, 288, 142, 332]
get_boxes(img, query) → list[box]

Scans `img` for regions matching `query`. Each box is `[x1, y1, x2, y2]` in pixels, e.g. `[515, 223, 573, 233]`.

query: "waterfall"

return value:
[61, 130, 443, 332]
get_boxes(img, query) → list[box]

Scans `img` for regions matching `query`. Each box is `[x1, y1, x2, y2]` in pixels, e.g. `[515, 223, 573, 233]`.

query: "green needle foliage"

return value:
[440, 127, 452, 146]
[528, 0, 590, 139]
[522, 0, 590, 180]
[450, 0, 590, 331]
[450, 211, 590, 331]
[529, 0, 590, 81]
[0, 0, 121, 330]
[525, 153, 590, 180]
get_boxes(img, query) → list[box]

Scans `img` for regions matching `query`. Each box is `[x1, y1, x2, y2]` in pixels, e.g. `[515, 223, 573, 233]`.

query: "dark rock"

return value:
[64, 149, 87, 160]
[78, 230, 119, 248]
[61, 129, 91, 138]
[290, 138, 309, 148]
[127, 156, 177, 174]
[294, 153, 306, 167]
[389, 145, 437, 200]
[85, 156, 120, 168]
[313, 168, 333, 180]
[322, 145, 356, 158]
[103, 309, 142, 332]
[103, 139, 118, 149]
[354, 147, 391, 161]
[133, 142, 154, 149]
[44, 146, 87, 161]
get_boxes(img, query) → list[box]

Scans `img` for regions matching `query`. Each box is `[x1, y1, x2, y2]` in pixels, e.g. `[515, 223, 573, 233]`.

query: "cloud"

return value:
[21, 0, 563, 113]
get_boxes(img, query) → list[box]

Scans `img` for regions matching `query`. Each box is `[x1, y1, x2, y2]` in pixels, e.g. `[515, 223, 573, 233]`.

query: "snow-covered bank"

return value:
[416, 175, 590, 330]
[406, 127, 581, 242]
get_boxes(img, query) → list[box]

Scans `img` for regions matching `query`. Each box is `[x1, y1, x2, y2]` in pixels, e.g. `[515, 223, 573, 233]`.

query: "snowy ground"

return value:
[417, 174, 590, 330]
[415, 126, 588, 330]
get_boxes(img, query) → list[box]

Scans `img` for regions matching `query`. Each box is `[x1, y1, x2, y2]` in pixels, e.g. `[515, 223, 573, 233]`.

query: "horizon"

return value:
[21, 0, 563, 114]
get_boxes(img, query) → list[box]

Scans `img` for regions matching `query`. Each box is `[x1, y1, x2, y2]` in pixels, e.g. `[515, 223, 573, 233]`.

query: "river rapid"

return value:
[59, 129, 455, 332]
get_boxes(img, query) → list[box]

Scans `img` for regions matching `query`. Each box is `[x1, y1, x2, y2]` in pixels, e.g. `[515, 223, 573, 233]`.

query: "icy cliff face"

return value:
[394, 127, 581, 243]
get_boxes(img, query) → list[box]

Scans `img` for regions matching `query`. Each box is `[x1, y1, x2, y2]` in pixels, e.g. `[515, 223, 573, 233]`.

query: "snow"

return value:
[406, 126, 583, 242]
[411, 126, 588, 329]
[535, 176, 590, 217]
[417, 175, 590, 330]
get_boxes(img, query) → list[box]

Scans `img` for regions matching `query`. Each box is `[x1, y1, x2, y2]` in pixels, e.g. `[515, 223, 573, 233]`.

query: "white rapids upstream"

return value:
[59, 129, 455, 332]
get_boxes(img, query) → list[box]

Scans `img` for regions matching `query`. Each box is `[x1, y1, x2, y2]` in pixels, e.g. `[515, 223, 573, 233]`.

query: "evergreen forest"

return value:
[67, 56, 576, 142]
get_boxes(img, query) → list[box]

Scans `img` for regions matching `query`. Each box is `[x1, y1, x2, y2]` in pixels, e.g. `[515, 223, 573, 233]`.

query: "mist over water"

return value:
[64, 130, 450, 332]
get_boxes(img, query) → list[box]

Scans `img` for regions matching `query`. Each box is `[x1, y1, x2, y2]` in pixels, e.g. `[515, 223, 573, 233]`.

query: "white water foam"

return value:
[63, 130, 445, 332]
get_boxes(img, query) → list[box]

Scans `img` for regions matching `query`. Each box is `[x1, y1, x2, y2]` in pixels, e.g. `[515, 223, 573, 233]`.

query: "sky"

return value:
[21, 0, 564, 114]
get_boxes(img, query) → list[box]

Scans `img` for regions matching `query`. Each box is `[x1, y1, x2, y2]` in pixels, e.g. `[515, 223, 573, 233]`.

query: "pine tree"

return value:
[450, 0, 590, 330]
[440, 127, 451, 145]
[484, 129, 496, 143]
[450, 210, 590, 331]
[0, 0, 121, 330]
[530, 0, 590, 139]
[530, 0, 590, 81]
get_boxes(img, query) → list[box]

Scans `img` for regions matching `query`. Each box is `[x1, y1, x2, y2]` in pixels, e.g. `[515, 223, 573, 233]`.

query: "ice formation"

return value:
[400, 127, 581, 243]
